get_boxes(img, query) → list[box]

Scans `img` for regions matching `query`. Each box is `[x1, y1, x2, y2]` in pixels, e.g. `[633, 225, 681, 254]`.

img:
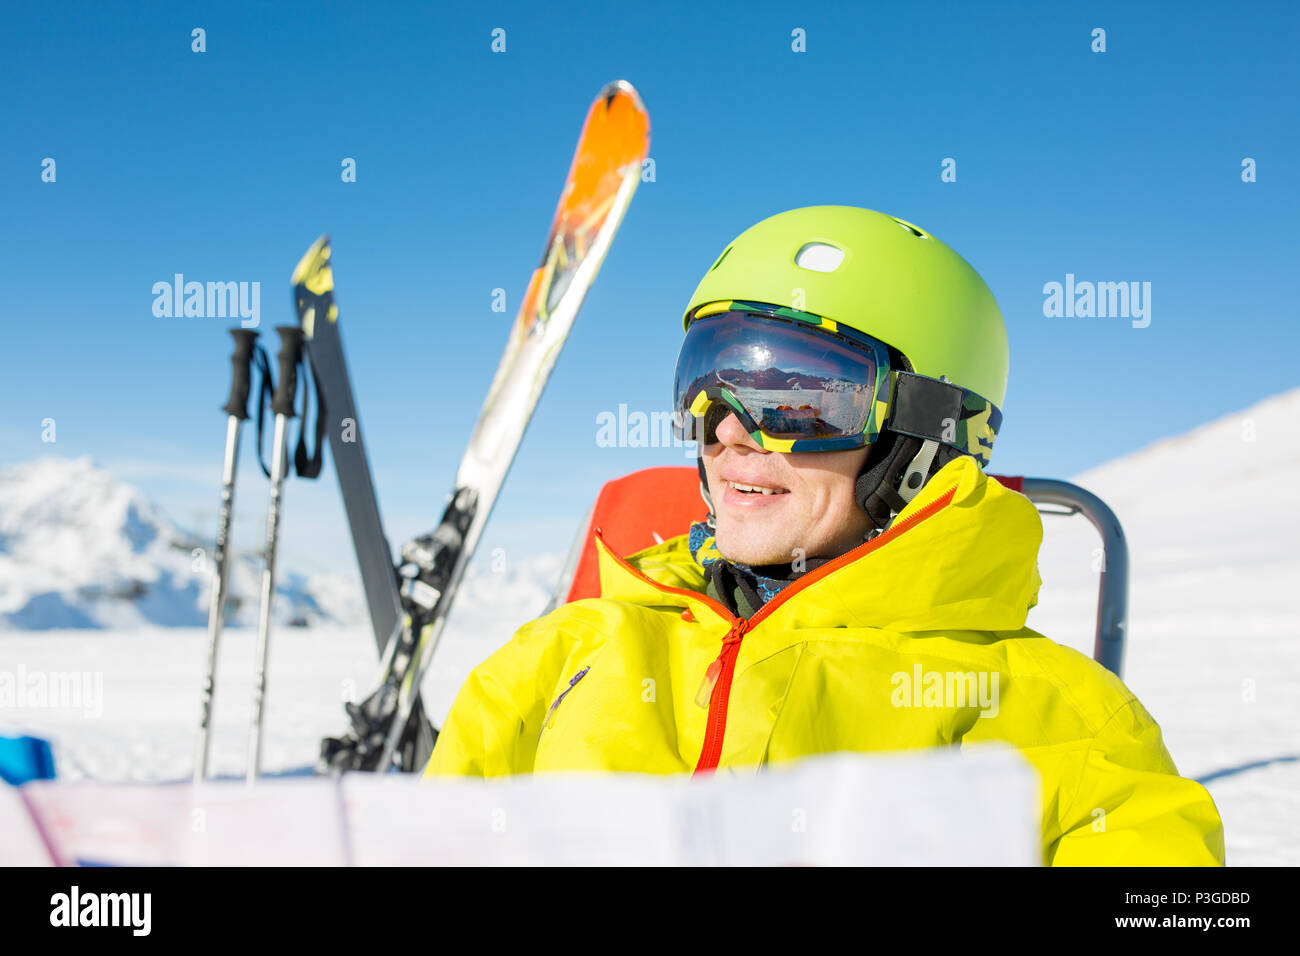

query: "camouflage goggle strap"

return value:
[884, 372, 1000, 464]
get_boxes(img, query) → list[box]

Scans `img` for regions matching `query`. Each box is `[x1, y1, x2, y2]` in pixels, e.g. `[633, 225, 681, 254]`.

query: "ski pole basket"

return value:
[545, 466, 1129, 679]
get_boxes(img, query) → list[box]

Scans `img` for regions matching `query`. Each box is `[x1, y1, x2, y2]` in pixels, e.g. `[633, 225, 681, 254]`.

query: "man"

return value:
[426, 205, 1225, 866]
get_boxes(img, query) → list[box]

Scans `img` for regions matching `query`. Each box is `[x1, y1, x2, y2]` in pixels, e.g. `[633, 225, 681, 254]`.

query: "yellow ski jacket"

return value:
[426, 456, 1225, 866]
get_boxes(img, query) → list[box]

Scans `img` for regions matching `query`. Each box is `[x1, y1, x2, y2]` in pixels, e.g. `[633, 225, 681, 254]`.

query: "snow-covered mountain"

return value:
[0, 456, 567, 634]
[0, 457, 364, 630]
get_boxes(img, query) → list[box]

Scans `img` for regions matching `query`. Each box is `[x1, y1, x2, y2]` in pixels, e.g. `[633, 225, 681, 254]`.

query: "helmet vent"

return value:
[893, 218, 929, 239]
[709, 245, 733, 272]
[793, 242, 845, 273]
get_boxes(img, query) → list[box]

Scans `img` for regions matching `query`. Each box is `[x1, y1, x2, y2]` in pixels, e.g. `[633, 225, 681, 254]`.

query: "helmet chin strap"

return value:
[853, 427, 965, 537]
[696, 454, 716, 531]
[897, 439, 941, 505]
[881, 438, 941, 531]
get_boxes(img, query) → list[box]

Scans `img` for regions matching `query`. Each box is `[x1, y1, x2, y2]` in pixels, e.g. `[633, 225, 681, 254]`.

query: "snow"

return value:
[2, 389, 1298, 864]
[0, 557, 564, 783]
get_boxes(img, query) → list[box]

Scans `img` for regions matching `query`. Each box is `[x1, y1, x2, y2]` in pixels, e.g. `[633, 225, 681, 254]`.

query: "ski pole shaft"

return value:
[195, 328, 260, 783]
[247, 327, 304, 782]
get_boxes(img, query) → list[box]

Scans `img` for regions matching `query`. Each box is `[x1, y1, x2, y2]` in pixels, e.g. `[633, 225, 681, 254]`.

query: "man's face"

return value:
[701, 411, 874, 566]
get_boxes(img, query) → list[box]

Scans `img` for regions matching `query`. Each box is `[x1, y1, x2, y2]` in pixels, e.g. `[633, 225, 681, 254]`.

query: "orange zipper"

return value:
[693, 617, 748, 769]
[592, 484, 958, 776]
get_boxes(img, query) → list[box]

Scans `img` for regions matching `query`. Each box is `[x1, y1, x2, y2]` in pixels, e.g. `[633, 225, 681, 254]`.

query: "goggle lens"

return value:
[673, 309, 886, 448]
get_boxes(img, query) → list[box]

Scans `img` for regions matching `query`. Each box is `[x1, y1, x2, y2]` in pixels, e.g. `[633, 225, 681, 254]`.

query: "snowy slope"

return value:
[1028, 388, 1299, 652]
[0, 457, 363, 630]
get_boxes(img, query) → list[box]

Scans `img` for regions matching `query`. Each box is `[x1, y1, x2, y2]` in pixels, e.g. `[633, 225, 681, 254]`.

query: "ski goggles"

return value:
[672, 302, 893, 452]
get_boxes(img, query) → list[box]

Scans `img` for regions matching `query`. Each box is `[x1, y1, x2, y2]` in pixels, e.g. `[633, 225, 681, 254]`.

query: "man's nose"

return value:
[714, 410, 765, 451]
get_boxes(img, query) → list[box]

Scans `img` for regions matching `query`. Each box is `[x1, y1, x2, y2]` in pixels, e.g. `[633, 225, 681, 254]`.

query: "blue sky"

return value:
[2, 0, 1296, 576]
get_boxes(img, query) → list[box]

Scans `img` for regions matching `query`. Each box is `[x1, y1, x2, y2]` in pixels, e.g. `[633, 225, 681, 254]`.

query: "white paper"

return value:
[18, 746, 1040, 866]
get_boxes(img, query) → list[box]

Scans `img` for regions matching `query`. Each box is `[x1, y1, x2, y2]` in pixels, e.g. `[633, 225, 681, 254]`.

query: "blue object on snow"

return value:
[0, 734, 57, 785]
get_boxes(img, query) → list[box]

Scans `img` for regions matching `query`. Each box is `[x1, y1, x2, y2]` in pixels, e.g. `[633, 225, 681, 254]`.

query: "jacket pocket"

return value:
[538, 665, 591, 744]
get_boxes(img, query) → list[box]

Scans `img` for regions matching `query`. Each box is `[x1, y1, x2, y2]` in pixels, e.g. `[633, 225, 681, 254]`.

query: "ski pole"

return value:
[195, 328, 260, 783]
[247, 327, 304, 782]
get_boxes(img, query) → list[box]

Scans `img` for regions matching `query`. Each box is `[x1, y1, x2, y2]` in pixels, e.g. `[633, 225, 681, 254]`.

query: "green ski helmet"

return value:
[679, 205, 1009, 530]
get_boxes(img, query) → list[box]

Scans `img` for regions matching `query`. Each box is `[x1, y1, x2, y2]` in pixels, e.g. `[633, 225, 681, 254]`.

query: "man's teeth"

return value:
[728, 480, 789, 496]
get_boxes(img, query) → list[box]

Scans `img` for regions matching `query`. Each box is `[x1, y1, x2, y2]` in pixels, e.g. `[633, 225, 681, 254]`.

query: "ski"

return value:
[318, 78, 651, 773]
[294, 243, 404, 658]
[294, 238, 440, 766]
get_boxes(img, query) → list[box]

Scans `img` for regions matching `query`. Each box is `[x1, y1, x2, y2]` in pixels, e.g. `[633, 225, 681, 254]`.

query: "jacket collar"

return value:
[594, 456, 1042, 633]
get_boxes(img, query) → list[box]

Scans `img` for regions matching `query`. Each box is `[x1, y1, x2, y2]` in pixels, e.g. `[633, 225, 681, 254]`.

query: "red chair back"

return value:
[564, 466, 708, 602]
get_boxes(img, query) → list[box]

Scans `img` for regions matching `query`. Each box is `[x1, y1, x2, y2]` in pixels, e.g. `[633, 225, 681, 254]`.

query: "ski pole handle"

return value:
[271, 326, 305, 418]
[221, 328, 261, 420]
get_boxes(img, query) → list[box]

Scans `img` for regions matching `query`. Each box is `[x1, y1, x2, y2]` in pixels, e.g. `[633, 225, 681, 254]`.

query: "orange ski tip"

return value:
[542, 83, 649, 252]
[577, 81, 649, 156]
[596, 79, 648, 123]
[600, 78, 645, 107]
